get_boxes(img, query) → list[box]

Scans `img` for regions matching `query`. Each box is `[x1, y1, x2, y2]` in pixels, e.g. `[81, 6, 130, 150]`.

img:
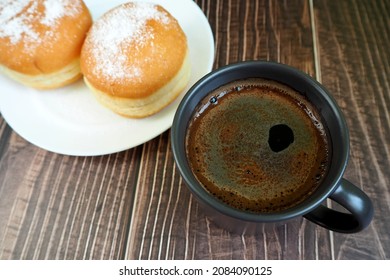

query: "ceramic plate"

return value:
[0, 0, 214, 156]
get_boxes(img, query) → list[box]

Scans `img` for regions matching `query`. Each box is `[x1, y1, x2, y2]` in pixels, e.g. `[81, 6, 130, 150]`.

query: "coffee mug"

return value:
[171, 61, 374, 233]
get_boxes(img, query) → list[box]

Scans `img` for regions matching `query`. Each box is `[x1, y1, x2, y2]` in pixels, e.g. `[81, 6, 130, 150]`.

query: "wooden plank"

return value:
[124, 0, 333, 260]
[0, 116, 12, 159]
[0, 131, 142, 259]
[313, 0, 390, 259]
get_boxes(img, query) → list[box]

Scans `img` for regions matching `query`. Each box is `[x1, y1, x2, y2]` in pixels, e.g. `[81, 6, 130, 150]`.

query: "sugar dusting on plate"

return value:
[0, 0, 82, 51]
[85, 2, 171, 83]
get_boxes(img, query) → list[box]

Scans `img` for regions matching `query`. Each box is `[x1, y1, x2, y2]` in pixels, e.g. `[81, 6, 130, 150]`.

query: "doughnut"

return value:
[80, 2, 191, 118]
[0, 0, 92, 89]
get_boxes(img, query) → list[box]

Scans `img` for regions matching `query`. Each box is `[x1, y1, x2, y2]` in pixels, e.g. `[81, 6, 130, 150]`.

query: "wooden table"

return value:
[0, 0, 389, 260]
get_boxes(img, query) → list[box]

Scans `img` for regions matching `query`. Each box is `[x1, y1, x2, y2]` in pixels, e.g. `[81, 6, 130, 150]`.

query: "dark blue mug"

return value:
[171, 61, 373, 234]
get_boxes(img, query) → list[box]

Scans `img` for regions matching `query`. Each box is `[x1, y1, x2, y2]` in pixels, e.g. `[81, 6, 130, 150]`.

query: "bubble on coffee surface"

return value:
[210, 96, 218, 104]
[186, 78, 330, 213]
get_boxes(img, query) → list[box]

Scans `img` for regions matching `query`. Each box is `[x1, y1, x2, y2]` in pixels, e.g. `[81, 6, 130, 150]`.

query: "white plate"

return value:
[0, 0, 214, 156]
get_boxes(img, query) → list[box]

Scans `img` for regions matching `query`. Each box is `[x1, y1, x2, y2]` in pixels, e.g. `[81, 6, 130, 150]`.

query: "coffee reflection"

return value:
[268, 124, 294, 152]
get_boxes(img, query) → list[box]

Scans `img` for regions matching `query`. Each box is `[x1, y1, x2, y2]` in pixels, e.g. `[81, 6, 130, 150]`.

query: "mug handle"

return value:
[303, 178, 374, 233]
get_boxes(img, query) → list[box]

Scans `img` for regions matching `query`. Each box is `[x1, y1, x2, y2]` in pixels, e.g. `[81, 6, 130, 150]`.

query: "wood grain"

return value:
[0, 137, 143, 259]
[0, 0, 389, 260]
[313, 0, 390, 259]
[125, 0, 330, 260]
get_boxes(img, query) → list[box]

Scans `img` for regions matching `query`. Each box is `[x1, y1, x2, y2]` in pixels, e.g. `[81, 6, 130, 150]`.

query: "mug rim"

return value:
[171, 60, 349, 223]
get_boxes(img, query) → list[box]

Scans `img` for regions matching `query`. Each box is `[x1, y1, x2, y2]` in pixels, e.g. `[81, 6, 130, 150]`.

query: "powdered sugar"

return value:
[41, 0, 82, 26]
[0, 0, 82, 49]
[87, 2, 171, 82]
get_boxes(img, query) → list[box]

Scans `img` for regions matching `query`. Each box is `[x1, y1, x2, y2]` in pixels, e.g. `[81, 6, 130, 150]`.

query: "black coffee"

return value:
[185, 78, 330, 213]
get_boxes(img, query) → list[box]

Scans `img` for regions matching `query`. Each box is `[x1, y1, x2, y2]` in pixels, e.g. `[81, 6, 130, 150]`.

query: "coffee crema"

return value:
[185, 78, 330, 213]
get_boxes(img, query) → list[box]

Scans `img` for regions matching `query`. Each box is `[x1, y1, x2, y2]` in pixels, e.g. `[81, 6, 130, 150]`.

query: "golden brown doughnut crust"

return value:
[80, 2, 188, 99]
[0, 0, 92, 75]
